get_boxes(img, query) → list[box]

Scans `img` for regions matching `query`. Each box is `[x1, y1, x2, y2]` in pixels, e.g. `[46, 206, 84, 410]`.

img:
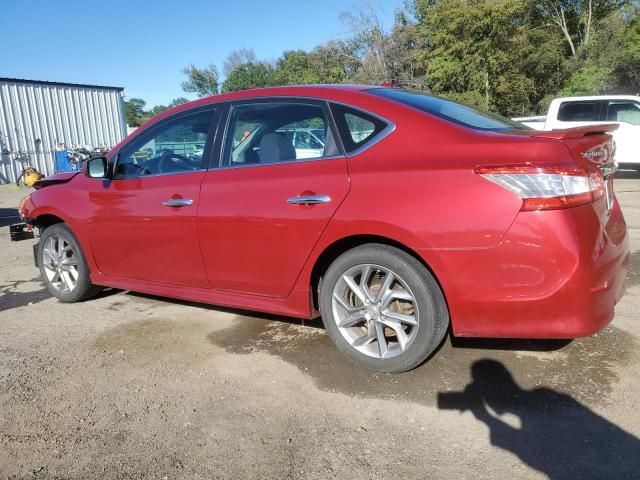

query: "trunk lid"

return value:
[532, 124, 619, 223]
[529, 124, 618, 171]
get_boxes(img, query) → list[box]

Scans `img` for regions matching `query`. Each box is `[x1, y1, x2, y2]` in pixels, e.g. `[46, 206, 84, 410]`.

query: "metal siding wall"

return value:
[0, 80, 125, 184]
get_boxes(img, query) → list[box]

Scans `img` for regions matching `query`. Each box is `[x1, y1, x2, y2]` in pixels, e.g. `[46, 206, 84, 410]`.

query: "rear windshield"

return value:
[367, 88, 529, 132]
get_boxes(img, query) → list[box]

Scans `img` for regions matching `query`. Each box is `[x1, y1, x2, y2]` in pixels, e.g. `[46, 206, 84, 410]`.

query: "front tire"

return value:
[319, 244, 449, 373]
[38, 223, 101, 302]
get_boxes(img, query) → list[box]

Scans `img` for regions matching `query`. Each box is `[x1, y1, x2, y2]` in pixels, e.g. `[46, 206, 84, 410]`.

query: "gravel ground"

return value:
[1, 174, 639, 480]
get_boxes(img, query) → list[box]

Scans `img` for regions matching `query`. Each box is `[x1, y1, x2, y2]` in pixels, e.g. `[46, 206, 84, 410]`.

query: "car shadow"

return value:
[0, 207, 20, 227]
[438, 359, 640, 479]
[126, 291, 326, 329]
[450, 335, 572, 351]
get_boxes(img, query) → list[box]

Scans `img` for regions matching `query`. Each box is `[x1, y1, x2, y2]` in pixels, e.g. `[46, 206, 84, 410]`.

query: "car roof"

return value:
[172, 84, 383, 110]
[113, 85, 391, 152]
[551, 95, 640, 103]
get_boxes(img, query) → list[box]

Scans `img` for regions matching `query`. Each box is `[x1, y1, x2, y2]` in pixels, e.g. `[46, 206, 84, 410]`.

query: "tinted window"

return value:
[224, 102, 338, 166]
[368, 88, 527, 131]
[606, 101, 640, 125]
[558, 102, 598, 122]
[115, 110, 214, 179]
[330, 104, 389, 153]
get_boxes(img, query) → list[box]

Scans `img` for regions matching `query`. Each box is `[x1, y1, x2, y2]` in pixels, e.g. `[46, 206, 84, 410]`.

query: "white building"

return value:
[0, 77, 127, 184]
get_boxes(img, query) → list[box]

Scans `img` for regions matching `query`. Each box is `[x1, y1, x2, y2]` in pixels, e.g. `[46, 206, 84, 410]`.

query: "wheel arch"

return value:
[309, 234, 448, 313]
[33, 213, 66, 231]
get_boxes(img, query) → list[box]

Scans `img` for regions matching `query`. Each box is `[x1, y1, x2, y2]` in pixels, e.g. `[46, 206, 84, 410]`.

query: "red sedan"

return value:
[14, 85, 629, 372]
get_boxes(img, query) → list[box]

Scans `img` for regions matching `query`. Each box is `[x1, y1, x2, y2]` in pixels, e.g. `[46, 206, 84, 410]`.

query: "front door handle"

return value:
[287, 195, 331, 205]
[162, 198, 194, 207]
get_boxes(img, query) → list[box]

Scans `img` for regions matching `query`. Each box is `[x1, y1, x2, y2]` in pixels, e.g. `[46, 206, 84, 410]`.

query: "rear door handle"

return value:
[287, 195, 331, 205]
[162, 198, 193, 207]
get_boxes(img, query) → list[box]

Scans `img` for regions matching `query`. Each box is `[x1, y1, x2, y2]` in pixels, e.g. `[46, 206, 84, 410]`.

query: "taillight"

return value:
[475, 164, 605, 211]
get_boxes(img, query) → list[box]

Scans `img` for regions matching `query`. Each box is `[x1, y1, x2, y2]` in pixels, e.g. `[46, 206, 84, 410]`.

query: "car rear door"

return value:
[86, 106, 220, 287]
[197, 99, 350, 297]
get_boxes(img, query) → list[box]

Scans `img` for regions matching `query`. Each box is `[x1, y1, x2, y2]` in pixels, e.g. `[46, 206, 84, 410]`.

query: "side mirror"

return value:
[85, 156, 108, 179]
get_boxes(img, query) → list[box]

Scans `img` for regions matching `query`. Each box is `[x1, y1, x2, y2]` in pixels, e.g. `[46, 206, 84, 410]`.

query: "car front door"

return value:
[86, 106, 219, 287]
[197, 99, 350, 297]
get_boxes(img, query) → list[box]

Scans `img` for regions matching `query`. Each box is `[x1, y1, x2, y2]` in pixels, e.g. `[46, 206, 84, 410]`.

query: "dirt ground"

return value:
[1, 174, 639, 480]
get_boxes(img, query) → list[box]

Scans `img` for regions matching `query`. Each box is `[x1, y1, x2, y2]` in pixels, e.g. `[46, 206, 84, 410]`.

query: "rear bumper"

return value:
[431, 198, 630, 339]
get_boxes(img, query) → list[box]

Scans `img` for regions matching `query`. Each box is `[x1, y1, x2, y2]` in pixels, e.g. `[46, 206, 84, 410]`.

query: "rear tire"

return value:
[38, 223, 101, 302]
[319, 244, 449, 373]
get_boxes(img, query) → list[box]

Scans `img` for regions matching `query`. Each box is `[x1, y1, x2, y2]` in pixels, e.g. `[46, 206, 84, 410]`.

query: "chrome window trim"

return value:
[221, 154, 346, 171]
[109, 168, 207, 180]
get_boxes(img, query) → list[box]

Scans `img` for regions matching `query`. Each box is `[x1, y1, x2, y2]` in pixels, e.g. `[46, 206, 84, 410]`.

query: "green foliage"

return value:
[414, 0, 543, 116]
[221, 62, 276, 92]
[181, 64, 220, 97]
[124, 98, 147, 127]
[618, 6, 640, 89]
[273, 50, 321, 85]
[560, 65, 615, 95]
[170, 0, 638, 117]
[124, 97, 192, 126]
[308, 41, 356, 83]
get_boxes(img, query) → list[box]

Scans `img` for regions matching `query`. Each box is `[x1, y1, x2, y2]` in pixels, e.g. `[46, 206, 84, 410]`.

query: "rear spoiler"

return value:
[530, 124, 619, 140]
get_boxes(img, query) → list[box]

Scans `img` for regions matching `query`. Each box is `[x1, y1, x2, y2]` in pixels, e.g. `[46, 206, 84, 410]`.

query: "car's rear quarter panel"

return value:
[303, 93, 628, 336]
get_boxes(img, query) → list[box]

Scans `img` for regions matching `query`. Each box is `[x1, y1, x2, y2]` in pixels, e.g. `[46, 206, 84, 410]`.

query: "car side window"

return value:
[606, 101, 640, 125]
[115, 109, 215, 179]
[557, 102, 598, 122]
[224, 102, 338, 166]
[330, 104, 389, 154]
[294, 131, 323, 149]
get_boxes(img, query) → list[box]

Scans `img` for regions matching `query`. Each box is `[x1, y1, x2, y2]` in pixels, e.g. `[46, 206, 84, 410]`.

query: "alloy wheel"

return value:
[331, 264, 419, 359]
[42, 234, 79, 294]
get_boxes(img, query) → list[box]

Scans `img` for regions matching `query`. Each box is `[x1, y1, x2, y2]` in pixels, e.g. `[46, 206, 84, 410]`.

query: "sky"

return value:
[2, 0, 402, 107]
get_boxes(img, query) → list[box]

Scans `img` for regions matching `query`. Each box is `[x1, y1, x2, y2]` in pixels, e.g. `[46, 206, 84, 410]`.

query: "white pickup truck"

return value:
[514, 95, 640, 170]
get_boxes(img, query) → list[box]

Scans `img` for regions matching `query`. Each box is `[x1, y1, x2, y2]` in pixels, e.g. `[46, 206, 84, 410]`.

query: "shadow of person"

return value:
[438, 359, 640, 479]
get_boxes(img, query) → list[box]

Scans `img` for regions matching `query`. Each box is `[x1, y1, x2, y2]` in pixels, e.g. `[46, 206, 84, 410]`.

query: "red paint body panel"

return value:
[19, 85, 630, 339]
[84, 173, 209, 287]
[198, 158, 350, 297]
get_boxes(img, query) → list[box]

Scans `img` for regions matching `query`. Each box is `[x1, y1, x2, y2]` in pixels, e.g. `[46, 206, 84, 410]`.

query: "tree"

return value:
[172, 0, 636, 117]
[223, 48, 257, 76]
[169, 97, 189, 107]
[414, 0, 545, 115]
[124, 98, 147, 127]
[181, 64, 220, 97]
[616, 3, 640, 90]
[147, 98, 191, 118]
[308, 40, 358, 83]
[538, 0, 628, 56]
[560, 64, 615, 94]
[340, 1, 395, 84]
[125, 97, 192, 126]
[273, 50, 321, 85]
[221, 62, 275, 92]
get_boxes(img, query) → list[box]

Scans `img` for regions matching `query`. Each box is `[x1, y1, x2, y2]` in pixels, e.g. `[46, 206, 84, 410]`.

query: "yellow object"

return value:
[23, 168, 43, 187]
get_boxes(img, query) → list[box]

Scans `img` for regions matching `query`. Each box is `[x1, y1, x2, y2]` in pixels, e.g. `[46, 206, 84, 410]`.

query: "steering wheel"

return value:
[158, 152, 197, 173]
